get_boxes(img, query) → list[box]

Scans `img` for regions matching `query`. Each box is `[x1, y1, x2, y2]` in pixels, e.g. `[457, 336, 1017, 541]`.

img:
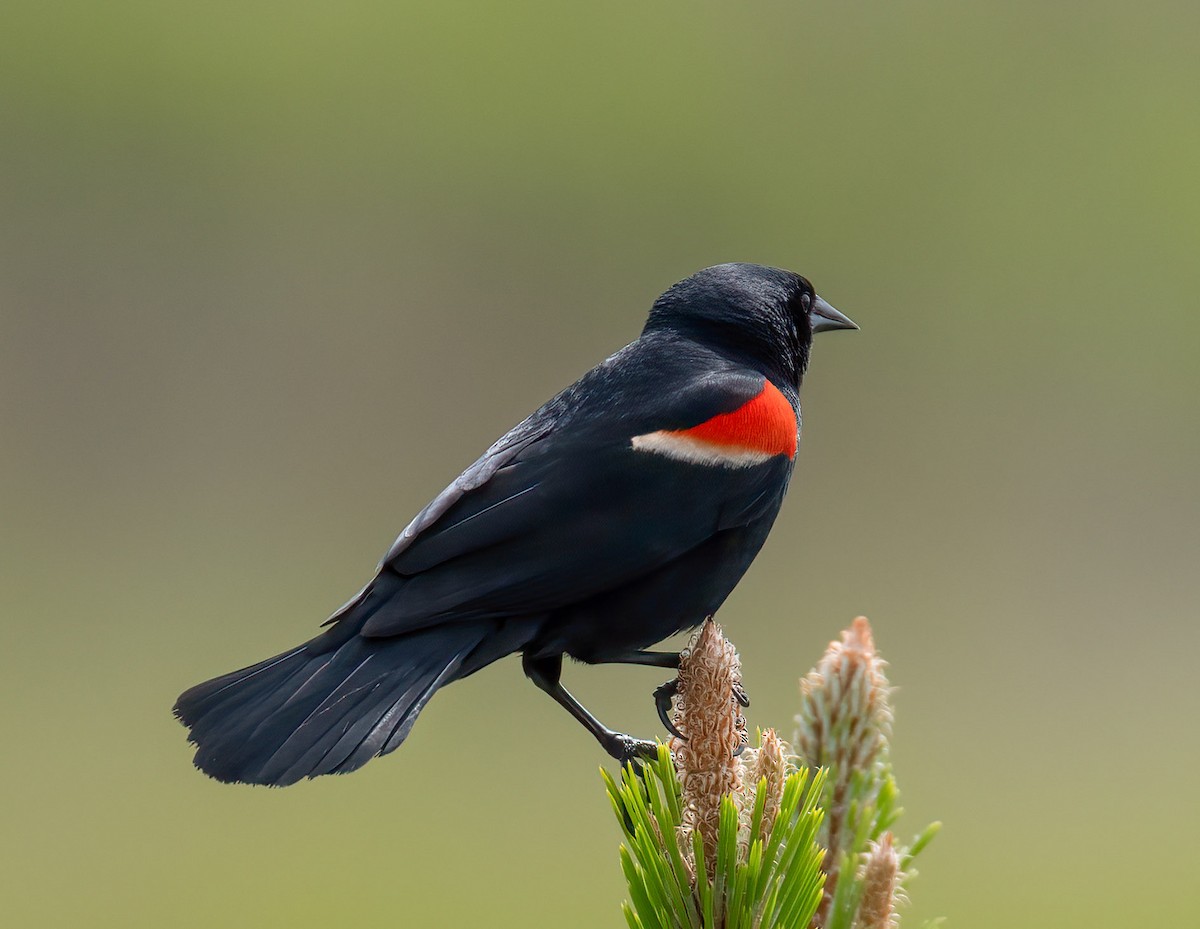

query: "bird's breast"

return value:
[630, 379, 798, 469]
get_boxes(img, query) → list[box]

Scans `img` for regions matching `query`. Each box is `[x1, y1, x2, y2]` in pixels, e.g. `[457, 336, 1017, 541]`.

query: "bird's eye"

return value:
[799, 292, 813, 313]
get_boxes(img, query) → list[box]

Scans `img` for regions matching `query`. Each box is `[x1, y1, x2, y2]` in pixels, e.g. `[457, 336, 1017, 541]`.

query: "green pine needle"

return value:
[605, 745, 826, 929]
[903, 821, 943, 871]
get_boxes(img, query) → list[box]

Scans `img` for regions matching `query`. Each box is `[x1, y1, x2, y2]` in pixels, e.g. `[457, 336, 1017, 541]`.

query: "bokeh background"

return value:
[3, 2, 1197, 926]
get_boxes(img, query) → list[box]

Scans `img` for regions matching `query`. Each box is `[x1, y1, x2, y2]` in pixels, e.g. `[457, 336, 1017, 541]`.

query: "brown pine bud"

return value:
[795, 616, 893, 779]
[796, 617, 894, 927]
[746, 728, 789, 846]
[855, 832, 902, 929]
[671, 618, 746, 876]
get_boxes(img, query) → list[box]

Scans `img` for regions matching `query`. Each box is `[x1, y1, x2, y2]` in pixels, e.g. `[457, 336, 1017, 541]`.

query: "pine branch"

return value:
[604, 617, 939, 929]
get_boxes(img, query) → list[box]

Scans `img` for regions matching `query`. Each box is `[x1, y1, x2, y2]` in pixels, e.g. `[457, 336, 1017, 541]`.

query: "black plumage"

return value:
[174, 262, 856, 784]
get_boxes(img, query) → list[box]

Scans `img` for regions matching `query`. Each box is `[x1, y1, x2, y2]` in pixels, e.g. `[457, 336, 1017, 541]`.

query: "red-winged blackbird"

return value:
[175, 263, 856, 785]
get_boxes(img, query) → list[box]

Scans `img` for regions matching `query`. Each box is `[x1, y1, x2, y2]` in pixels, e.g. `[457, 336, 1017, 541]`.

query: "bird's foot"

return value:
[602, 732, 659, 768]
[653, 678, 685, 740]
[732, 681, 750, 708]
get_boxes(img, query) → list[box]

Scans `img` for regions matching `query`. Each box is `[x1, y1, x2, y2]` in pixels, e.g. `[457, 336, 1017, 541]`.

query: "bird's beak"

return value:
[809, 295, 858, 333]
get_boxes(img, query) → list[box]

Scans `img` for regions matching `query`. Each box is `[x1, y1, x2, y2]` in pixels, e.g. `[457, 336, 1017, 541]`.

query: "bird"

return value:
[174, 262, 857, 786]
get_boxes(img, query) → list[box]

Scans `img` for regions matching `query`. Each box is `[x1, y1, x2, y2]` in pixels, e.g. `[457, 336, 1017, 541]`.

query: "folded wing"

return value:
[337, 354, 796, 638]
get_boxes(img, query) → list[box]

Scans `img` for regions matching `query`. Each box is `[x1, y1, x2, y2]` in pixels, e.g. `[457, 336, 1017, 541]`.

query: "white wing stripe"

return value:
[631, 431, 774, 469]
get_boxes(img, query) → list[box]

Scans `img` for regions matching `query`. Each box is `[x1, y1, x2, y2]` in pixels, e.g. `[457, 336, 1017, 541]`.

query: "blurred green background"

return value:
[3, 1, 1197, 926]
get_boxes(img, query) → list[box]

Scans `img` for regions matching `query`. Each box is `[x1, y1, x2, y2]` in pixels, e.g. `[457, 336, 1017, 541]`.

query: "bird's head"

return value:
[644, 263, 857, 388]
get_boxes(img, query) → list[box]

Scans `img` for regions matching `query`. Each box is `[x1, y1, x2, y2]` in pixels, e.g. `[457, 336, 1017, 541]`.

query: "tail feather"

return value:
[183, 647, 313, 742]
[308, 654, 461, 779]
[174, 621, 492, 786]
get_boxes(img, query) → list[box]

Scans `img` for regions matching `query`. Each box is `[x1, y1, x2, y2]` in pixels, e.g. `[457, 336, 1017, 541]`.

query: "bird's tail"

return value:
[174, 615, 517, 786]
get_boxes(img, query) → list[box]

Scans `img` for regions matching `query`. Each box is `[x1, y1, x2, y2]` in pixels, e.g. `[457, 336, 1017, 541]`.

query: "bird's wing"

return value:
[380, 413, 555, 568]
[340, 357, 797, 637]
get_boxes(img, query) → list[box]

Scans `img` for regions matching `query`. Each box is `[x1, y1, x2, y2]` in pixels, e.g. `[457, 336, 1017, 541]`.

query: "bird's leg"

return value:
[590, 649, 681, 670]
[597, 649, 750, 742]
[581, 648, 686, 740]
[583, 649, 685, 739]
[522, 653, 657, 764]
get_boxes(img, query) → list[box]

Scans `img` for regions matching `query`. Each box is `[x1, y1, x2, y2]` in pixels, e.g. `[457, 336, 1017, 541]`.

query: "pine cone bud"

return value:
[671, 619, 746, 875]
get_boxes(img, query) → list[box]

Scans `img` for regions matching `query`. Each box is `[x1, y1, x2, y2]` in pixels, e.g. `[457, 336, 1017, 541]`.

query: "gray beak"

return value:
[809, 295, 858, 333]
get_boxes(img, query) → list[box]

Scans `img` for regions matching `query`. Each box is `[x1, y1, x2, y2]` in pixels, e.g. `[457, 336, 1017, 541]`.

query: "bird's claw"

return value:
[653, 679, 685, 740]
[732, 681, 748, 756]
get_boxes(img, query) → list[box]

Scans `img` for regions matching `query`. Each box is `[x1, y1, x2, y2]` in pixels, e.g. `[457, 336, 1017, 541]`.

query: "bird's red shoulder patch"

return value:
[631, 380, 797, 468]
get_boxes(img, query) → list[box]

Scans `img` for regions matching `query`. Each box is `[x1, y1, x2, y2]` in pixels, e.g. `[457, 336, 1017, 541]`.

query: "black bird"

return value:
[174, 263, 857, 785]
